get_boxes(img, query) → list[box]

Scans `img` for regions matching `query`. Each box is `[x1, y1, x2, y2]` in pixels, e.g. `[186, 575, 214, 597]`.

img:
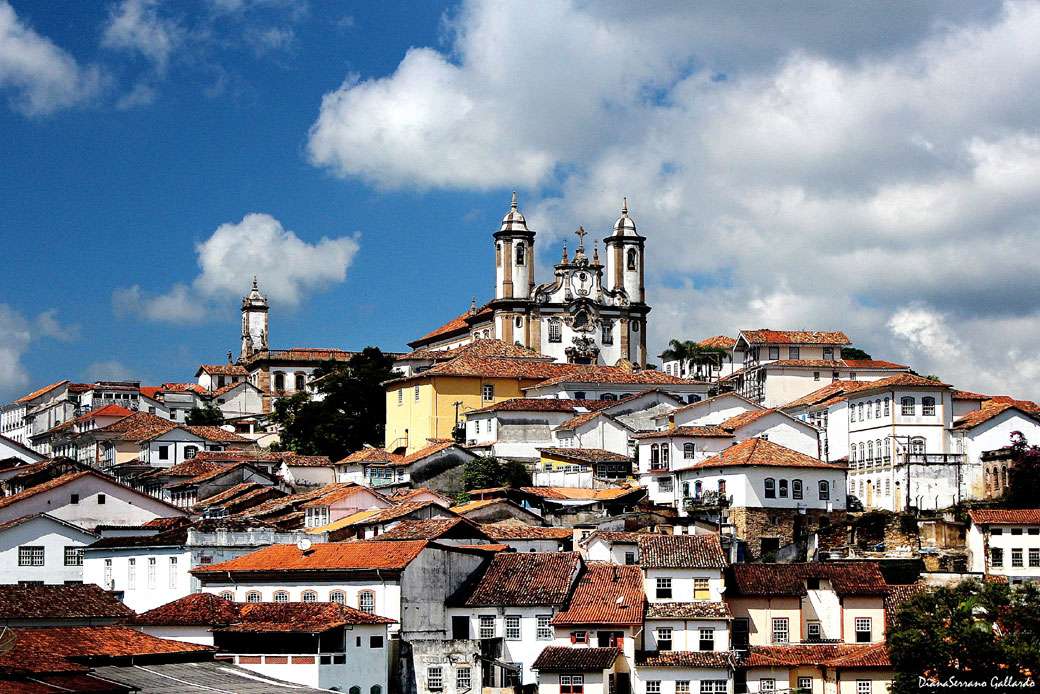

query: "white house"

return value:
[966, 509, 1040, 584]
[658, 392, 764, 429]
[464, 398, 610, 461]
[952, 403, 1040, 500]
[580, 530, 643, 564]
[522, 368, 711, 403]
[0, 434, 45, 464]
[660, 335, 744, 381]
[0, 513, 98, 585]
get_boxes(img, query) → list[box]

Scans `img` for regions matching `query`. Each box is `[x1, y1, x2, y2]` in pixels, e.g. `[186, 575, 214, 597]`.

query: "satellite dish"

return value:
[296, 538, 312, 552]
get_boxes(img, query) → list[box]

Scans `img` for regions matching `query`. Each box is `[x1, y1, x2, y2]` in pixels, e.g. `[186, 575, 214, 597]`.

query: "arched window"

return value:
[910, 437, 926, 454]
[819, 480, 830, 500]
[600, 393, 618, 401]
[922, 397, 936, 416]
[687, 394, 701, 404]
[246, 591, 262, 603]
[515, 242, 525, 265]
[329, 590, 345, 604]
[858, 403, 865, 421]
[548, 318, 562, 343]
[273, 590, 289, 603]
[901, 397, 915, 416]
[884, 439, 891, 461]
[302, 590, 317, 603]
[718, 480, 726, 495]
[1002, 466, 1009, 488]
[515, 316, 523, 328]
[874, 399, 881, 418]
[627, 248, 637, 270]
[876, 439, 882, 462]
[371, 687, 383, 694]
[495, 242, 502, 267]
[295, 373, 306, 392]
[219, 591, 234, 601]
[792, 479, 803, 500]
[601, 321, 613, 345]
[349, 688, 361, 694]
[884, 397, 890, 416]
[694, 480, 702, 497]
[683, 443, 695, 459]
[661, 445, 670, 466]
[764, 478, 776, 498]
[867, 441, 874, 462]
[184, 445, 198, 460]
[274, 372, 285, 391]
[650, 444, 660, 468]
[778, 479, 789, 498]
[359, 590, 375, 613]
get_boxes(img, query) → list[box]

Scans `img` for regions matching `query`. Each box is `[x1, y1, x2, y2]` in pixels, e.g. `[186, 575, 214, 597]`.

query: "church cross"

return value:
[575, 226, 587, 248]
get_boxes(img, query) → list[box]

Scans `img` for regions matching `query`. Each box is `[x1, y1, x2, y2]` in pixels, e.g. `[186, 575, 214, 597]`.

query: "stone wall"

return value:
[728, 506, 847, 561]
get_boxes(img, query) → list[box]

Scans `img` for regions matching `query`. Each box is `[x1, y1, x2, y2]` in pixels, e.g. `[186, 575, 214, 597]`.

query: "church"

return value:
[408, 194, 651, 367]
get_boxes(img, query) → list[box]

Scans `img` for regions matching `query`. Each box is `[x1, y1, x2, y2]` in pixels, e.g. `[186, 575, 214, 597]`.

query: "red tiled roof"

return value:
[193, 541, 428, 575]
[646, 602, 731, 620]
[0, 470, 94, 510]
[197, 364, 248, 376]
[387, 486, 454, 505]
[141, 459, 222, 479]
[728, 562, 888, 597]
[401, 439, 467, 464]
[160, 382, 208, 395]
[139, 386, 162, 400]
[718, 408, 777, 430]
[759, 359, 908, 370]
[952, 389, 991, 401]
[131, 592, 241, 626]
[967, 509, 1040, 525]
[985, 395, 1040, 412]
[530, 366, 699, 388]
[336, 448, 404, 465]
[780, 380, 878, 410]
[953, 402, 1040, 430]
[635, 650, 735, 668]
[691, 438, 838, 471]
[456, 552, 581, 607]
[843, 373, 949, 392]
[740, 330, 850, 345]
[698, 335, 737, 349]
[216, 602, 395, 632]
[83, 404, 133, 419]
[551, 563, 644, 626]
[481, 524, 573, 540]
[638, 534, 727, 569]
[15, 380, 69, 404]
[405, 338, 542, 362]
[518, 485, 644, 502]
[539, 448, 632, 464]
[299, 482, 384, 509]
[745, 642, 890, 668]
[631, 425, 733, 440]
[179, 425, 250, 443]
[469, 398, 612, 414]
[395, 355, 576, 384]
[0, 584, 133, 621]
[582, 530, 646, 544]
[532, 646, 620, 672]
[0, 626, 212, 675]
[409, 306, 495, 346]
[554, 411, 609, 432]
[374, 517, 488, 541]
[93, 412, 176, 443]
[885, 582, 929, 623]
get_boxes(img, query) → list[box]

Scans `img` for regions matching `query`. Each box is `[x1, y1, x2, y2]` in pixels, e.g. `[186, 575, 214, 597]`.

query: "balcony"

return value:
[683, 491, 732, 509]
[902, 453, 966, 465]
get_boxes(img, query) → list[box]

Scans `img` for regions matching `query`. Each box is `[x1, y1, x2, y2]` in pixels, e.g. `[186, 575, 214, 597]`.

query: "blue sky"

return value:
[4, 0, 1040, 401]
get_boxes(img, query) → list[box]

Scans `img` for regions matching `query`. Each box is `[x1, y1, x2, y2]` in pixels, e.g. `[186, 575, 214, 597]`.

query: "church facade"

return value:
[409, 194, 651, 367]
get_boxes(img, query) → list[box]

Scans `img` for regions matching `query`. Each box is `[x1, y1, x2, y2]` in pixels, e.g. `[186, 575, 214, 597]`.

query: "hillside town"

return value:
[2, 197, 1038, 693]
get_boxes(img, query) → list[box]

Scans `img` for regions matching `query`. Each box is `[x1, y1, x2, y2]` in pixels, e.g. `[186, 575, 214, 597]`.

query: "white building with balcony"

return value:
[967, 509, 1040, 584]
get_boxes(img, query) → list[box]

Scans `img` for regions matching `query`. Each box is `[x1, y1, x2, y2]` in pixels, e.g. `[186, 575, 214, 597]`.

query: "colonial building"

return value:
[409, 195, 652, 367]
[966, 509, 1040, 585]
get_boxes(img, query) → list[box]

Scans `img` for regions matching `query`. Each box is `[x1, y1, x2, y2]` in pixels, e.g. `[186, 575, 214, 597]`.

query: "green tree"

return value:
[842, 346, 872, 360]
[270, 347, 397, 460]
[186, 402, 224, 425]
[462, 455, 531, 491]
[888, 579, 1040, 693]
[659, 339, 727, 377]
[1004, 432, 1040, 507]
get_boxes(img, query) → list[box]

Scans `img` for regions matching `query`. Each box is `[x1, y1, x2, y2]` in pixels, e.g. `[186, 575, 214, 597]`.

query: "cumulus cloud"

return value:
[0, 0, 103, 115]
[307, 0, 1040, 398]
[114, 213, 360, 323]
[0, 305, 79, 399]
[84, 359, 134, 381]
[102, 0, 183, 74]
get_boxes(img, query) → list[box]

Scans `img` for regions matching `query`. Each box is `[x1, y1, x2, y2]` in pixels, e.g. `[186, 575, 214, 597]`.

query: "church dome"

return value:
[610, 197, 642, 239]
[499, 191, 530, 233]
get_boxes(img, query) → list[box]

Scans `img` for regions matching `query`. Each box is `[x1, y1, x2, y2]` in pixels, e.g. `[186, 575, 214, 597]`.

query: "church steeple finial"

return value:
[510, 191, 518, 210]
[469, 296, 477, 314]
[593, 239, 600, 264]
[621, 197, 629, 216]
[561, 241, 569, 264]
[251, 275, 258, 290]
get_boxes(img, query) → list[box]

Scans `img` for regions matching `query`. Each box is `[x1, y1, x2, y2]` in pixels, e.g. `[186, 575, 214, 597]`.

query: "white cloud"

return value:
[102, 0, 182, 74]
[84, 359, 134, 381]
[0, 0, 103, 115]
[114, 213, 360, 323]
[309, 0, 1040, 399]
[0, 304, 79, 399]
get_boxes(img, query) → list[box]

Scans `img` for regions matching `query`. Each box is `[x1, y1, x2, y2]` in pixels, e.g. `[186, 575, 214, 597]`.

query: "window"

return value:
[570, 630, 588, 644]
[856, 681, 872, 694]
[682, 442, 696, 459]
[823, 347, 834, 360]
[219, 590, 234, 601]
[678, 683, 691, 694]
[922, 396, 936, 416]
[771, 617, 789, 643]
[370, 635, 384, 648]
[456, 667, 471, 690]
[819, 480, 830, 500]
[414, 385, 420, 401]
[814, 371, 821, 381]
[97, 493, 106, 504]
[128, 558, 136, 589]
[330, 590, 345, 604]
[246, 591, 262, 603]
[561, 674, 585, 694]
[537, 614, 553, 640]
[294, 373, 306, 392]
[875, 399, 881, 418]
[627, 248, 637, 270]
[779, 479, 789, 498]
[168, 557, 177, 589]
[516, 242, 525, 265]
[397, 389, 403, 405]
[884, 438, 891, 460]
[64, 546, 83, 566]
[273, 590, 289, 603]
[798, 677, 813, 693]
[700, 682, 726, 694]
[147, 557, 156, 589]
[103, 558, 112, 586]
[158, 445, 169, 460]
[991, 548, 1004, 567]
[867, 441, 874, 462]
[807, 621, 821, 641]
[427, 666, 443, 691]
[698, 627, 714, 651]
[359, 590, 375, 613]
[768, 347, 780, 360]
[855, 617, 872, 643]
[793, 479, 803, 499]
[601, 321, 613, 345]
[549, 318, 562, 343]
[274, 372, 285, 391]
[505, 614, 521, 640]
[764, 478, 776, 498]
[302, 590, 317, 602]
[18, 546, 44, 566]
[901, 397, 915, 416]
[1012, 548, 1024, 567]
[184, 446, 198, 460]
[884, 397, 890, 415]
[910, 437, 925, 454]
[574, 391, 586, 400]
[661, 444, 670, 466]
[482, 384, 494, 401]
[656, 577, 672, 599]
[761, 679, 776, 692]
[624, 551, 636, 565]
[655, 627, 672, 651]
[479, 615, 495, 639]
[732, 618, 750, 649]
[789, 346, 800, 359]
[694, 577, 710, 600]
[600, 393, 618, 401]
[646, 682, 661, 694]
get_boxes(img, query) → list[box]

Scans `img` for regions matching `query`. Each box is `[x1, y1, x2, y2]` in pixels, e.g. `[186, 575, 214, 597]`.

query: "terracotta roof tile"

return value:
[401, 439, 466, 464]
[0, 584, 133, 621]
[409, 306, 495, 345]
[718, 409, 777, 430]
[758, 359, 908, 370]
[551, 563, 644, 626]
[530, 366, 700, 389]
[307, 501, 442, 532]
[780, 380, 878, 410]
[397, 355, 576, 384]
[631, 425, 733, 440]
[532, 646, 620, 672]
[457, 552, 581, 607]
[518, 485, 644, 502]
[698, 335, 737, 349]
[691, 438, 839, 471]
[450, 498, 515, 514]
[0, 470, 94, 510]
[645, 601, 731, 620]
[967, 509, 1040, 525]
[180, 425, 250, 443]
[197, 364, 248, 376]
[740, 330, 851, 345]
[843, 373, 949, 392]
[216, 602, 395, 632]
[404, 338, 540, 361]
[985, 395, 1040, 412]
[299, 482, 385, 509]
[954, 402, 1040, 430]
[193, 541, 428, 575]
[386, 487, 454, 505]
[130, 592, 240, 626]
[336, 448, 405, 465]
[952, 389, 991, 401]
[469, 398, 612, 414]
[638, 534, 727, 569]
[728, 562, 888, 597]
[635, 650, 735, 668]
[375, 517, 487, 541]
[745, 643, 890, 668]
[480, 524, 573, 540]
[581, 531, 646, 544]
[15, 380, 69, 404]
[885, 582, 929, 623]
[93, 412, 176, 443]
[538, 448, 632, 464]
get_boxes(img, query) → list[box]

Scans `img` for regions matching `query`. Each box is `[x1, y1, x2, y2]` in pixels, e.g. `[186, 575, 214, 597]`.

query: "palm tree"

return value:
[660, 339, 728, 379]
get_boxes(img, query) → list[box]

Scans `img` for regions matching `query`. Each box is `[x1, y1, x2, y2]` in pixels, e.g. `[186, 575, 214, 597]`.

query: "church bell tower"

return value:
[240, 277, 269, 361]
[494, 192, 535, 300]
